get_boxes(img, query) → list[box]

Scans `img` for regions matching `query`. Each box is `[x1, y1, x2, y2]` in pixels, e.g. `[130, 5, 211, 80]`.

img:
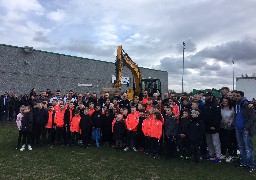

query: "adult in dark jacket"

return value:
[0, 92, 9, 123]
[234, 91, 256, 172]
[20, 106, 33, 151]
[80, 109, 92, 148]
[201, 92, 222, 162]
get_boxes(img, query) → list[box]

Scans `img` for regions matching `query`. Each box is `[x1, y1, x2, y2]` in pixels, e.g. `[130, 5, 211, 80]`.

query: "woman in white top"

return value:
[220, 97, 236, 162]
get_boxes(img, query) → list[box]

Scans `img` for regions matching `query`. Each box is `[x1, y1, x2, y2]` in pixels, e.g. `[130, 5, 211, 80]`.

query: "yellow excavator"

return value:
[114, 45, 161, 99]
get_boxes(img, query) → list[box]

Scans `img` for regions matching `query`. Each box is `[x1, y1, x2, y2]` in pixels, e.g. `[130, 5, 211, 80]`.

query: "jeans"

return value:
[206, 133, 221, 158]
[93, 128, 101, 147]
[236, 129, 254, 168]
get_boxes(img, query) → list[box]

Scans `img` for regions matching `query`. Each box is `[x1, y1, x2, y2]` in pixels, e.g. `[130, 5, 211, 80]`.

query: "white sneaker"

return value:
[124, 147, 129, 151]
[237, 150, 240, 155]
[28, 145, 32, 151]
[20, 144, 25, 151]
[133, 147, 137, 152]
[219, 154, 226, 160]
[226, 156, 233, 162]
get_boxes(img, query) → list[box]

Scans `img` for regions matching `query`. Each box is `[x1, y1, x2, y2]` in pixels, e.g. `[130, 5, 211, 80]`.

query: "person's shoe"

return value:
[124, 147, 129, 151]
[212, 158, 221, 164]
[132, 147, 137, 152]
[20, 144, 25, 151]
[226, 156, 233, 162]
[207, 155, 215, 160]
[219, 154, 226, 160]
[236, 163, 246, 168]
[28, 145, 32, 151]
[248, 167, 255, 173]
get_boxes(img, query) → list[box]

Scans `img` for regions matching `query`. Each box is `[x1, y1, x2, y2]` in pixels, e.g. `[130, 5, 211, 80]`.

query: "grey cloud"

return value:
[60, 39, 115, 58]
[194, 39, 256, 64]
[33, 32, 49, 43]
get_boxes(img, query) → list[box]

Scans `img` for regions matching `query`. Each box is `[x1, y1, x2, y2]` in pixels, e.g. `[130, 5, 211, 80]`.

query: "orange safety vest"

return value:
[70, 116, 81, 133]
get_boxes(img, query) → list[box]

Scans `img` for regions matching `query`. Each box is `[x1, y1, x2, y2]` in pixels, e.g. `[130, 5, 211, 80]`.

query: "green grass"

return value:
[0, 124, 255, 180]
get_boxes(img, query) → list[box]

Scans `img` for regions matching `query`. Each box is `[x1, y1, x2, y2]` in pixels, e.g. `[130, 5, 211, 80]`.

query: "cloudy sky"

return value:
[1, 0, 256, 92]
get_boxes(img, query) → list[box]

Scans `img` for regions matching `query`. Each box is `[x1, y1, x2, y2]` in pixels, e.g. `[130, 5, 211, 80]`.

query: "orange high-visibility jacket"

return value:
[125, 113, 139, 131]
[149, 119, 163, 140]
[54, 110, 65, 127]
[142, 117, 152, 137]
[70, 116, 81, 133]
[46, 110, 55, 129]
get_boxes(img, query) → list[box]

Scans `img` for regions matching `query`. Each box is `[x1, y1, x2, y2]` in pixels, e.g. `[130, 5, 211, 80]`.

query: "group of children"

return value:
[16, 97, 205, 164]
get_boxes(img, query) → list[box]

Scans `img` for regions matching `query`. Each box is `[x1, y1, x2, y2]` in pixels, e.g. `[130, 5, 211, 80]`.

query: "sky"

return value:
[1, 0, 256, 93]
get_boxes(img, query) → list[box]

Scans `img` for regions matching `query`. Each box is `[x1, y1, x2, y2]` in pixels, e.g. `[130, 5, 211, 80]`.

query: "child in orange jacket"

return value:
[142, 112, 151, 154]
[70, 109, 81, 146]
[124, 106, 139, 152]
[149, 112, 163, 159]
[54, 104, 65, 145]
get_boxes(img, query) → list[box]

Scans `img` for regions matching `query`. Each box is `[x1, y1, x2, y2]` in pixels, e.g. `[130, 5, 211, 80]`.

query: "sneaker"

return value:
[207, 155, 215, 160]
[212, 158, 221, 164]
[133, 147, 137, 152]
[226, 156, 233, 162]
[237, 150, 240, 155]
[124, 147, 129, 151]
[219, 154, 226, 160]
[236, 163, 246, 168]
[28, 145, 32, 151]
[20, 144, 25, 152]
[248, 167, 255, 173]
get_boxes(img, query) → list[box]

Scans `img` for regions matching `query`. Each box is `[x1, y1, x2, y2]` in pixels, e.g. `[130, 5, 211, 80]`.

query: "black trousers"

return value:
[126, 130, 137, 148]
[55, 127, 64, 144]
[81, 131, 91, 147]
[220, 128, 237, 156]
[17, 130, 23, 148]
[137, 132, 145, 149]
[165, 136, 176, 158]
[189, 140, 201, 163]
[177, 136, 189, 157]
[22, 131, 32, 145]
[46, 128, 55, 144]
[150, 137, 160, 156]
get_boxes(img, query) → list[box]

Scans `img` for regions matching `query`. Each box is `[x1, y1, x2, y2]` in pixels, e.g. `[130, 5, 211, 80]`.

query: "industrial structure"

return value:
[0, 44, 168, 95]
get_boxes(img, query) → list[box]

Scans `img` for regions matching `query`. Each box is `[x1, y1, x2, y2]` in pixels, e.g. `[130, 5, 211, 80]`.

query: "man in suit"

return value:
[0, 92, 10, 123]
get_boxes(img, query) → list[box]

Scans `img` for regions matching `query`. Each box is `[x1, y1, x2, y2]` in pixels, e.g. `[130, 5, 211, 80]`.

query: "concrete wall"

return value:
[0, 44, 168, 96]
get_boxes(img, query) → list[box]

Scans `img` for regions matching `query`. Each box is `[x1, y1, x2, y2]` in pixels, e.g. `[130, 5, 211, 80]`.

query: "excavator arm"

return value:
[114, 45, 142, 96]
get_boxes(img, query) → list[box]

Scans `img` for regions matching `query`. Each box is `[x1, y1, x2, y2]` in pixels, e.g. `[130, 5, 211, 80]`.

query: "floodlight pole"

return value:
[182, 42, 185, 93]
[232, 60, 235, 90]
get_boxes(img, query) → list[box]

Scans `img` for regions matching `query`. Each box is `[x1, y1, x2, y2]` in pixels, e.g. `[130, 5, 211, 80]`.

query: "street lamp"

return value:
[232, 60, 235, 90]
[182, 42, 186, 93]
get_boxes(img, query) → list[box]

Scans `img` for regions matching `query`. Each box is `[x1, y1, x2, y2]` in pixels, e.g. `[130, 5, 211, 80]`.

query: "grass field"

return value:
[0, 124, 255, 180]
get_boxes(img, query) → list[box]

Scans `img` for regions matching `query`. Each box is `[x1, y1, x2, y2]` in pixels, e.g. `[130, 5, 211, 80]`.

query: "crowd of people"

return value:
[1, 87, 256, 173]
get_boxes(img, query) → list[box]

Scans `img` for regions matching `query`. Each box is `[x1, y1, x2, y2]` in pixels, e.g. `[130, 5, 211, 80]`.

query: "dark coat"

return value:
[202, 100, 221, 134]
[113, 120, 126, 140]
[33, 108, 48, 127]
[187, 117, 205, 143]
[91, 110, 103, 129]
[164, 114, 178, 137]
[79, 114, 92, 135]
[64, 108, 75, 126]
[21, 112, 33, 132]
[178, 117, 189, 135]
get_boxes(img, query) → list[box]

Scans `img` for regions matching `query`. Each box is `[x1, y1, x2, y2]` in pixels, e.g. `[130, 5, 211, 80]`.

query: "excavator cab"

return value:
[141, 78, 161, 97]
